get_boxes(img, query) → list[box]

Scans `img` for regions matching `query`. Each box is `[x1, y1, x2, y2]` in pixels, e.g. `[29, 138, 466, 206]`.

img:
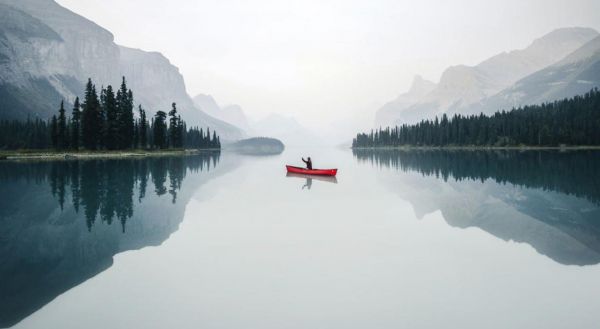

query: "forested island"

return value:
[353, 89, 600, 148]
[226, 137, 285, 155]
[0, 77, 220, 156]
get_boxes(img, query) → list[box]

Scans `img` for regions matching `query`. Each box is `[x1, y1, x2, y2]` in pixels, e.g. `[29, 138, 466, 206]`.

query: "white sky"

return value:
[56, 0, 600, 137]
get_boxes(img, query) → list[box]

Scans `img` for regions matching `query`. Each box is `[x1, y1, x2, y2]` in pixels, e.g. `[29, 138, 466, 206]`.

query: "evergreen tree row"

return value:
[353, 88, 600, 148]
[0, 77, 221, 151]
[0, 118, 51, 150]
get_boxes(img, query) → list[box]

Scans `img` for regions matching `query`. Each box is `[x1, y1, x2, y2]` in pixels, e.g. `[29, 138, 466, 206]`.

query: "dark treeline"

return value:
[0, 153, 220, 232]
[353, 149, 600, 205]
[0, 77, 220, 151]
[353, 88, 600, 148]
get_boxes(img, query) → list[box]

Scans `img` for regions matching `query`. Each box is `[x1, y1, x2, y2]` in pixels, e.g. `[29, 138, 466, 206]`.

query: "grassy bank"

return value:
[0, 149, 220, 161]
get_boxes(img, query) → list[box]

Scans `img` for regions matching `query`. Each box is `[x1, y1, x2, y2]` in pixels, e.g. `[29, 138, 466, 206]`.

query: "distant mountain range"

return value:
[193, 94, 250, 132]
[0, 0, 243, 141]
[470, 35, 600, 115]
[193, 94, 323, 146]
[250, 114, 323, 147]
[375, 27, 600, 127]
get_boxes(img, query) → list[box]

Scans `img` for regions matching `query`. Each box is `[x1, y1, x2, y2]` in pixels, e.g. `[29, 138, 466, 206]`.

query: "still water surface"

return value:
[1, 149, 600, 329]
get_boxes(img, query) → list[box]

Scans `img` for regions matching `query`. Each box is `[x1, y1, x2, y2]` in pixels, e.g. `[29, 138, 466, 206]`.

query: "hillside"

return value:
[375, 27, 599, 127]
[471, 35, 600, 115]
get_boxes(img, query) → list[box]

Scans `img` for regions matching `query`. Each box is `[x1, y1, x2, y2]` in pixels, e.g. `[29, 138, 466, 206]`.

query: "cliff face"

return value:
[0, 3, 89, 119]
[0, 0, 119, 86]
[0, 0, 243, 140]
[120, 46, 193, 113]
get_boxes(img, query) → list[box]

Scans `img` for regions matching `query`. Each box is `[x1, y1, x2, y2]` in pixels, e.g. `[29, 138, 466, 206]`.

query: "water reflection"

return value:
[286, 172, 338, 190]
[353, 149, 600, 266]
[0, 153, 225, 328]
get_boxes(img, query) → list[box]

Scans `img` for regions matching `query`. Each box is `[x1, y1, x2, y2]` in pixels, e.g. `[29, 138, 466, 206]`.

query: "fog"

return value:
[56, 0, 600, 140]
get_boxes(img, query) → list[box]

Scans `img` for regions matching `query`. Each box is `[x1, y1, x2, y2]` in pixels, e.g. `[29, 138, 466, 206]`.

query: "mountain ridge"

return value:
[466, 35, 600, 115]
[375, 27, 599, 127]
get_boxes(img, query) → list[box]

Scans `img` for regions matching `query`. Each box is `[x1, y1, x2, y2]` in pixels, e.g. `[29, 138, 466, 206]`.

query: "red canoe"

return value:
[286, 165, 338, 176]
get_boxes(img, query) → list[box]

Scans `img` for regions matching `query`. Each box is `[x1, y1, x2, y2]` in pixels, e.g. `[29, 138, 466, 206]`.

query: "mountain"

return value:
[193, 93, 221, 114]
[191, 94, 322, 146]
[193, 94, 250, 132]
[375, 75, 436, 127]
[0, 1, 112, 119]
[251, 114, 323, 147]
[376, 27, 599, 127]
[220, 105, 250, 131]
[472, 35, 600, 114]
[0, 0, 243, 141]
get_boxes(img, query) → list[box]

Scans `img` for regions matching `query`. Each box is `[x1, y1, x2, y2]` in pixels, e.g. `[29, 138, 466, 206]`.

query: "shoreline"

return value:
[350, 145, 600, 151]
[0, 149, 221, 161]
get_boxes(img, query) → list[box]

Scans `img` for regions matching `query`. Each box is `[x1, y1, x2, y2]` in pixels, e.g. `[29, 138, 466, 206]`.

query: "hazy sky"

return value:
[56, 0, 600, 135]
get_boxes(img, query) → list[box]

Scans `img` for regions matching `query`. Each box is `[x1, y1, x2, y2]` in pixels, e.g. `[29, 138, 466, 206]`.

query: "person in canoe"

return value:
[302, 157, 313, 170]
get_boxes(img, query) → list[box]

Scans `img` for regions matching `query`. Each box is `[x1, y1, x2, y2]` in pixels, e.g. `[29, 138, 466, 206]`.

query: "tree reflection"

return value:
[353, 149, 600, 205]
[0, 152, 224, 328]
[354, 149, 600, 266]
[0, 153, 221, 233]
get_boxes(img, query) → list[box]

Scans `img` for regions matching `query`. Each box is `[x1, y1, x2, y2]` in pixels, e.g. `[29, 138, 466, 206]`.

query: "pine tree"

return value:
[204, 127, 212, 148]
[169, 103, 180, 148]
[71, 97, 81, 150]
[153, 111, 168, 149]
[81, 79, 102, 150]
[139, 105, 148, 149]
[51, 115, 58, 149]
[212, 130, 218, 148]
[116, 77, 134, 149]
[133, 120, 139, 149]
[57, 101, 67, 150]
[103, 85, 118, 150]
[178, 116, 184, 148]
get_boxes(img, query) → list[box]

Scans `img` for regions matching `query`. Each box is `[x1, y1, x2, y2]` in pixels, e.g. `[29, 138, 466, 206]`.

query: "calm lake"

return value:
[1, 148, 600, 329]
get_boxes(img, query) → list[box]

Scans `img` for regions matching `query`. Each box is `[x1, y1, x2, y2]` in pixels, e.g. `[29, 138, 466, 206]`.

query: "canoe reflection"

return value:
[286, 172, 338, 190]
